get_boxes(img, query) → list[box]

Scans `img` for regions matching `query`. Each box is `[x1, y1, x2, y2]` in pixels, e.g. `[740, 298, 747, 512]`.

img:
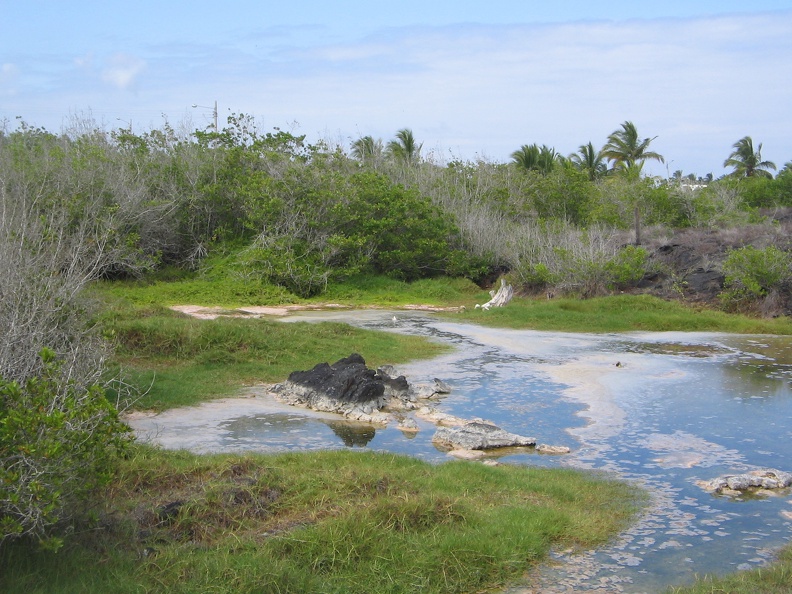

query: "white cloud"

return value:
[101, 54, 146, 90]
[229, 12, 791, 174]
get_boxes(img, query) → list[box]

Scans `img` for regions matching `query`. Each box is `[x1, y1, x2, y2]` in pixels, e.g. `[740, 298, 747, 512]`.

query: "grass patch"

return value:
[103, 305, 448, 411]
[92, 275, 486, 309]
[669, 544, 792, 593]
[93, 276, 297, 307]
[0, 446, 644, 594]
[94, 278, 792, 335]
[449, 294, 792, 334]
[320, 275, 485, 306]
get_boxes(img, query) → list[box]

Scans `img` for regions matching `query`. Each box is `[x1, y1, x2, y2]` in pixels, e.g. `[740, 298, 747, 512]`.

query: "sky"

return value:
[2, 1, 792, 177]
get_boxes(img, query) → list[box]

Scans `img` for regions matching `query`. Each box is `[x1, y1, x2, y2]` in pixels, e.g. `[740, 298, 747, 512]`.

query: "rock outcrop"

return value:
[272, 353, 406, 424]
[432, 421, 536, 450]
[272, 354, 570, 455]
[698, 468, 792, 494]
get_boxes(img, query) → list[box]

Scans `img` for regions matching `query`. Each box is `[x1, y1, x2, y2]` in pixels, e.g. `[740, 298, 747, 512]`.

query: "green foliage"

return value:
[723, 135, 776, 179]
[513, 263, 555, 291]
[569, 141, 608, 181]
[731, 172, 792, 208]
[0, 447, 642, 594]
[1, 121, 157, 278]
[522, 167, 595, 225]
[775, 167, 792, 205]
[511, 143, 558, 175]
[385, 128, 422, 165]
[548, 246, 614, 297]
[686, 179, 752, 227]
[447, 294, 792, 334]
[231, 169, 484, 295]
[605, 245, 649, 289]
[94, 275, 294, 307]
[327, 172, 479, 281]
[6, 115, 792, 311]
[721, 245, 792, 304]
[589, 178, 689, 228]
[104, 308, 448, 410]
[0, 349, 131, 546]
[321, 275, 484, 306]
[237, 236, 332, 297]
[601, 121, 664, 175]
[511, 224, 650, 297]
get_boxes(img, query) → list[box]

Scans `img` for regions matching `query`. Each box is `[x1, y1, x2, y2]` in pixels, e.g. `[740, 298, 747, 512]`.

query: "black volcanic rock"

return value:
[286, 353, 384, 405]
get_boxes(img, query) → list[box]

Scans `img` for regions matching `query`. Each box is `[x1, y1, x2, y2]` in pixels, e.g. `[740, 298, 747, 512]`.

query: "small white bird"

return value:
[392, 315, 398, 325]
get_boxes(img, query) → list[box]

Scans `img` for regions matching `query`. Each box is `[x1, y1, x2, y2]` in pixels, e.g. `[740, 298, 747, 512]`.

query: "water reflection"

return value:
[128, 311, 792, 593]
[324, 420, 376, 447]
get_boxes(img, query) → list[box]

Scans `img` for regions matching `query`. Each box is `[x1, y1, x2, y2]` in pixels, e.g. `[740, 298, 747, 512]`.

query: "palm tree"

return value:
[602, 121, 664, 175]
[569, 142, 607, 181]
[723, 136, 776, 178]
[386, 128, 422, 165]
[350, 135, 383, 165]
[512, 143, 557, 175]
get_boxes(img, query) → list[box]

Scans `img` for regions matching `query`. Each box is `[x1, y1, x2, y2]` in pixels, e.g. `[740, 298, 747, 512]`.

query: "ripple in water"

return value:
[128, 311, 792, 592]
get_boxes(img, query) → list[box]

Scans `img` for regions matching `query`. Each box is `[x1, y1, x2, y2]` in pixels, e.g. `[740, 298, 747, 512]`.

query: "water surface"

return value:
[129, 311, 792, 592]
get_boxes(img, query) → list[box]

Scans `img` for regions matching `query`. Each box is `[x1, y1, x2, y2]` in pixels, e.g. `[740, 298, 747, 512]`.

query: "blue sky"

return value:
[3, 1, 791, 176]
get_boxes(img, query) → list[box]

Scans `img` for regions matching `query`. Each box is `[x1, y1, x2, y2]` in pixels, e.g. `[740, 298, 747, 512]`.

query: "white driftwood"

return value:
[475, 278, 513, 311]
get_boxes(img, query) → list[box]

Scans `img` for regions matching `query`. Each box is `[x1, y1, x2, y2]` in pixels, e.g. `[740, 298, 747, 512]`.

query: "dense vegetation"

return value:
[4, 115, 791, 306]
[2, 113, 791, 590]
[0, 447, 642, 594]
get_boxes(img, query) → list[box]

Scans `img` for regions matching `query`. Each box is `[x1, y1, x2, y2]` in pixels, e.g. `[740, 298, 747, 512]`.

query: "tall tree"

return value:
[723, 136, 776, 178]
[602, 121, 664, 175]
[512, 143, 557, 175]
[569, 142, 607, 181]
[386, 128, 422, 165]
[350, 135, 383, 166]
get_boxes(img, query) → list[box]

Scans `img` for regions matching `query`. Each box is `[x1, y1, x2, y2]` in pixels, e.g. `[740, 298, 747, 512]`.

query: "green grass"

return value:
[93, 276, 297, 307]
[94, 277, 792, 335]
[448, 294, 792, 334]
[103, 305, 448, 411]
[0, 446, 644, 594]
[92, 274, 486, 309]
[669, 544, 792, 593]
[319, 275, 485, 306]
[96, 283, 792, 412]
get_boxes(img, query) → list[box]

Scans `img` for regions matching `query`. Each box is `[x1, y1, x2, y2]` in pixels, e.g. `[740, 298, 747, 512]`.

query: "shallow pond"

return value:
[129, 311, 792, 592]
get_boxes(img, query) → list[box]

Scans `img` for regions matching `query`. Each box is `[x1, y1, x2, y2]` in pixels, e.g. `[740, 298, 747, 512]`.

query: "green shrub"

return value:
[0, 349, 132, 548]
[721, 245, 792, 302]
[605, 245, 649, 289]
[224, 170, 483, 295]
[327, 172, 479, 281]
[510, 224, 649, 297]
[237, 237, 332, 298]
[513, 262, 556, 291]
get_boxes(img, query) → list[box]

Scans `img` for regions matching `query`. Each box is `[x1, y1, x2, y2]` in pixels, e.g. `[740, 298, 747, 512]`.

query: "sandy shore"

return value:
[170, 303, 464, 320]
